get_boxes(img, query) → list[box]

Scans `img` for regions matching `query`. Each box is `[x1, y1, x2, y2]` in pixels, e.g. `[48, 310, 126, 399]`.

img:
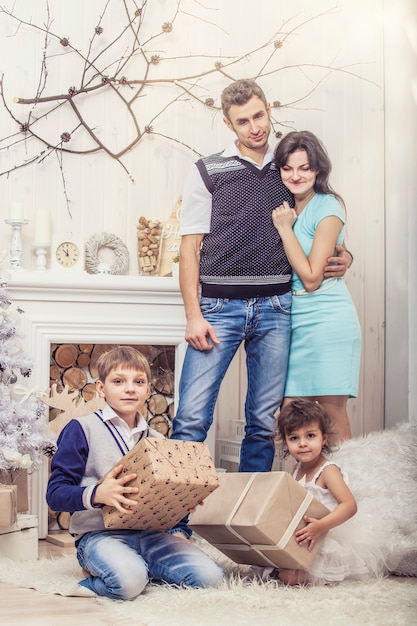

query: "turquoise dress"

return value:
[284, 193, 361, 398]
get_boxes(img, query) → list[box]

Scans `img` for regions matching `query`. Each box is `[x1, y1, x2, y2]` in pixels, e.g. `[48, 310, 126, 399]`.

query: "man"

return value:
[171, 79, 351, 472]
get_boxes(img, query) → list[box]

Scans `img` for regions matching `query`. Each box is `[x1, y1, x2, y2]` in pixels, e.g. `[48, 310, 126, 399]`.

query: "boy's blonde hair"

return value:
[96, 346, 151, 382]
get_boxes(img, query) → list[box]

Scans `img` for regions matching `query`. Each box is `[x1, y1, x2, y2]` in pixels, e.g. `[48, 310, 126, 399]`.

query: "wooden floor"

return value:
[0, 539, 140, 626]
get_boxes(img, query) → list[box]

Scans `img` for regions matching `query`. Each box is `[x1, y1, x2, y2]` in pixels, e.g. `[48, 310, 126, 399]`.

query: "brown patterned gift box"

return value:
[189, 472, 330, 570]
[0, 483, 18, 528]
[102, 439, 219, 531]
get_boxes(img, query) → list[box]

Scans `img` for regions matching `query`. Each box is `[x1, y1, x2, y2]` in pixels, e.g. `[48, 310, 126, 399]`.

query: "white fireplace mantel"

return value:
[8, 269, 193, 537]
[8, 270, 188, 358]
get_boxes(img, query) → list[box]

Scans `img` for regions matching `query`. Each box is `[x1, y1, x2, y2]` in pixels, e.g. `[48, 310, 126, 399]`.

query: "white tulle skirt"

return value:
[307, 505, 389, 585]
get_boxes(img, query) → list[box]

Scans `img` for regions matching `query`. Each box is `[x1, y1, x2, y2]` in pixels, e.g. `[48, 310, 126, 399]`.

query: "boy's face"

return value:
[96, 366, 150, 423]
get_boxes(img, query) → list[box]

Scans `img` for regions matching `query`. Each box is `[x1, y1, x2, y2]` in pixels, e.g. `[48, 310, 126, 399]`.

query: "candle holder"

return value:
[5, 218, 29, 270]
[0, 251, 10, 287]
[32, 243, 50, 271]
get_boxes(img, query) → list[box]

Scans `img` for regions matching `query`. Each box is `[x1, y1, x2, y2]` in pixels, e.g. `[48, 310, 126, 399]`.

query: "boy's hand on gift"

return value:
[188, 500, 204, 514]
[295, 515, 324, 551]
[94, 464, 139, 514]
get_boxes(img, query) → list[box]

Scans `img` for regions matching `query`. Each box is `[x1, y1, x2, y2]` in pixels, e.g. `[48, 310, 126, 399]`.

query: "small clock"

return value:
[51, 233, 85, 270]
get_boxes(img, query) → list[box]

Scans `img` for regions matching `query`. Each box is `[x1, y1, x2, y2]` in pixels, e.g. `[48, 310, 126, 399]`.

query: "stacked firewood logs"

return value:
[49, 343, 175, 435]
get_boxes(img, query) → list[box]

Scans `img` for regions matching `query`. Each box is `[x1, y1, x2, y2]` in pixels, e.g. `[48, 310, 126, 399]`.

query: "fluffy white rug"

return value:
[0, 547, 415, 626]
[0, 422, 416, 626]
[330, 420, 417, 576]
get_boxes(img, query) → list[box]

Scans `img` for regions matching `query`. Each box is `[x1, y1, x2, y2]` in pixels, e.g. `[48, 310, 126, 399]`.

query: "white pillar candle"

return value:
[34, 209, 51, 244]
[9, 202, 23, 220]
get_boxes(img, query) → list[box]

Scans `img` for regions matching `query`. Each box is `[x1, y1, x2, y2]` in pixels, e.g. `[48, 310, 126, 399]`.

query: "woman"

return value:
[272, 131, 361, 441]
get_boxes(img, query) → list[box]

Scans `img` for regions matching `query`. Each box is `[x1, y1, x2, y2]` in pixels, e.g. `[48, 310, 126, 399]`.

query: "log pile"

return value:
[49, 343, 176, 435]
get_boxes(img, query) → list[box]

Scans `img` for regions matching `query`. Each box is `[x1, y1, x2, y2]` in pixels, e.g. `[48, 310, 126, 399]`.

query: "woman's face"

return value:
[280, 149, 317, 197]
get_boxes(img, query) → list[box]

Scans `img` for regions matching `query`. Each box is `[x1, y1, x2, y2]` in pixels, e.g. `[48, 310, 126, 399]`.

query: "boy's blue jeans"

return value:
[77, 529, 224, 600]
[172, 294, 292, 472]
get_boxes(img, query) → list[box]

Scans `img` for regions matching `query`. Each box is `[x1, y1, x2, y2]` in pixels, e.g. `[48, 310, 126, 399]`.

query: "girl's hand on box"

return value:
[294, 515, 324, 551]
[94, 464, 139, 513]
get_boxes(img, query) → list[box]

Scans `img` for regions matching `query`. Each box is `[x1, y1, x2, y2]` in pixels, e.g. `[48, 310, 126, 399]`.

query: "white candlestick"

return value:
[32, 243, 50, 271]
[9, 202, 23, 220]
[34, 209, 51, 245]
[5, 218, 29, 270]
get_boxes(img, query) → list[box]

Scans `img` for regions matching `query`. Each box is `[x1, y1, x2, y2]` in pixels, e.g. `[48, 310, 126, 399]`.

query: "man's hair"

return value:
[221, 79, 268, 120]
[96, 345, 151, 382]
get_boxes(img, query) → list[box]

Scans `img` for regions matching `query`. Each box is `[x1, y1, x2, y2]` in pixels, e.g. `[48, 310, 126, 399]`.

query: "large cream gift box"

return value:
[190, 471, 330, 570]
[102, 438, 219, 531]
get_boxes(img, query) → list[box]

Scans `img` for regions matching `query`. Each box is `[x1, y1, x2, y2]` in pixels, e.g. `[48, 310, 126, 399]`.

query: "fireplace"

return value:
[8, 270, 209, 537]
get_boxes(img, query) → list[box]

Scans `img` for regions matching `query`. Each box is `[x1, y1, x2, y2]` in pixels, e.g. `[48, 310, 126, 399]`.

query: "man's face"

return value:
[224, 95, 271, 156]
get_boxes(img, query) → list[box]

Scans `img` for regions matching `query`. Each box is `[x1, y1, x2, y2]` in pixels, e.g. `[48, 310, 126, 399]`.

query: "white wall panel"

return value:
[384, 0, 417, 428]
[0, 0, 394, 435]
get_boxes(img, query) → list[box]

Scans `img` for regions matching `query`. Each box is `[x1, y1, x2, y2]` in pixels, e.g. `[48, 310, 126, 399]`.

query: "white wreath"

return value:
[85, 232, 129, 275]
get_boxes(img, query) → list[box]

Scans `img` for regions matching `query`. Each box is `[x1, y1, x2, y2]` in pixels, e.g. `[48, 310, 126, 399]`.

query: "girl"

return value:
[272, 131, 361, 441]
[276, 399, 387, 586]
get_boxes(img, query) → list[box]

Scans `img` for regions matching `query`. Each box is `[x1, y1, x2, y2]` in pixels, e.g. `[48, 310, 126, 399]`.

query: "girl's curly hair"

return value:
[276, 399, 336, 458]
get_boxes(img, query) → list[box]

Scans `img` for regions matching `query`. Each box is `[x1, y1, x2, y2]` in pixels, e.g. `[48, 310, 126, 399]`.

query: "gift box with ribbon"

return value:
[190, 471, 330, 570]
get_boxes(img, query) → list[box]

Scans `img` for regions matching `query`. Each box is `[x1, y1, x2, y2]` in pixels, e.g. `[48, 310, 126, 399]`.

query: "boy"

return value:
[46, 346, 223, 600]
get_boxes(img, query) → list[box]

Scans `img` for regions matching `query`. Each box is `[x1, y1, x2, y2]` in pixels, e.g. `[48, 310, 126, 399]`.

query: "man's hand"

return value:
[324, 244, 353, 278]
[94, 464, 139, 514]
[185, 316, 220, 351]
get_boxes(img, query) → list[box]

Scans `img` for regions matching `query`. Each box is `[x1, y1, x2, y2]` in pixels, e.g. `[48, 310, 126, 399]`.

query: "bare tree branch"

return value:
[0, 0, 377, 215]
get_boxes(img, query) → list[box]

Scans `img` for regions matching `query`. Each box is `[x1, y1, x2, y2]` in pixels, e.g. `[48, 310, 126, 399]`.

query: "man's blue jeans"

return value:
[171, 294, 292, 472]
[77, 529, 224, 600]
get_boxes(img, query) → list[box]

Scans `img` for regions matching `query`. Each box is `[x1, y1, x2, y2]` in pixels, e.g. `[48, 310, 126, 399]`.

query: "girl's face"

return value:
[285, 420, 327, 464]
[280, 149, 317, 197]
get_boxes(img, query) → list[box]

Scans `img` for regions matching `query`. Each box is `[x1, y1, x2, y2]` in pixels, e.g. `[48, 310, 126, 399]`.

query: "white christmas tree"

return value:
[0, 265, 55, 479]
